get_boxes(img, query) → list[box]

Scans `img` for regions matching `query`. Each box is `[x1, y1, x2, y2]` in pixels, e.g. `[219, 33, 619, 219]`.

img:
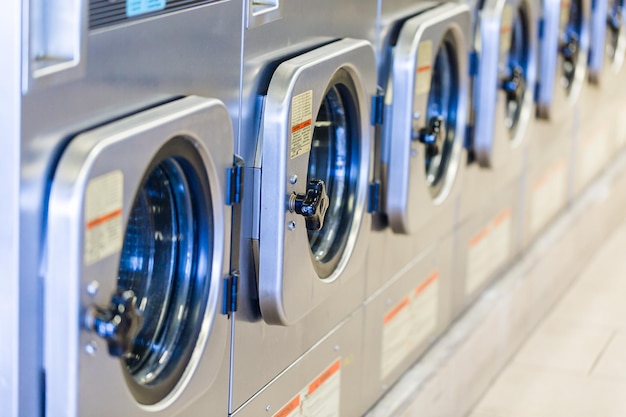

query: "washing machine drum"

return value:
[258, 38, 376, 326]
[44, 97, 234, 415]
[385, 3, 471, 234]
[113, 148, 212, 403]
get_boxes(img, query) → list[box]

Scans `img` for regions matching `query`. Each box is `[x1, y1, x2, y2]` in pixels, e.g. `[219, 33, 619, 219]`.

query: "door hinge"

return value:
[371, 91, 385, 126]
[538, 18, 544, 40]
[227, 156, 245, 205]
[368, 180, 381, 213]
[222, 272, 239, 315]
[469, 51, 479, 77]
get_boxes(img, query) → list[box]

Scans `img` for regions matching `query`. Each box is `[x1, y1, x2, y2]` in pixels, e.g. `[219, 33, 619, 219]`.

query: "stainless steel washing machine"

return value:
[454, 0, 538, 314]
[361, 238, 453, 413]
[44, 97, 237, 417]
[366, 1, 471, 300]
[19, 1, 243, 415]
[574, 0, 626, 195]
[232, 309, 365, 417]
[233, 1, 377, 414]
[521, 0, 591, 248]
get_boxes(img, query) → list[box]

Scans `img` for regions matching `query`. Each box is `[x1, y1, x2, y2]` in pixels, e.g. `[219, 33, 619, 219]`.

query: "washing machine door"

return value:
[536, 0, 590, 118]
[258, 39, 376, 326]
[385, 3, 471, 234]
[590, 0, 626, 80]
[44, 97, 234, 415]
[473, 0, 538, 167]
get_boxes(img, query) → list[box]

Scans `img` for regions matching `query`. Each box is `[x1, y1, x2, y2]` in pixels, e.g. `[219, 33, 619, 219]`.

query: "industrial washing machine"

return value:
[19, 0, 243, 415]
[361, 238, 453, 413]
[232, 0, 377, 415]
[521, 0, 591, 248]
[454, 0, 538, 314]
[361, 2, 470, 412]
[574, 0, 626, 195]
[366, 1, 471, 298]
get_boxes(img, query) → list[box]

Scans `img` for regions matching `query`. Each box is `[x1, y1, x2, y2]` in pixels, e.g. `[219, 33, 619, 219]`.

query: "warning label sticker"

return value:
[500, 6, 514, 53]
[84, 171, 124, 266]
[466, 208, 512, 295]
[580, 127, 609, 187]
[416, 41, 433, 95]
[273, 359, 341, 417]
[381, 271, 440, 379]
[530, 160, 567, 236]
[290, 90, 313, 159]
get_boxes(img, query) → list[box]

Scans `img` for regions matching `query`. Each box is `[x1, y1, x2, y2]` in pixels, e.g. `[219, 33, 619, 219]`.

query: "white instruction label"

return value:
[381, 272, 440, 379]
[579, 127, 609, 188]
[416, 41, 433, 95]
[290, 90, 313, 159]
[530, 160, 567, 236]
[273, 359, 341, 417]
[500, 6, 514, 53]
[84, 171, 124, 266]
[466, 209, 512, 295]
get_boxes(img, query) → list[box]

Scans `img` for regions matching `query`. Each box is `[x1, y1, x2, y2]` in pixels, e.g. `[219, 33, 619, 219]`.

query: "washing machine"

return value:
[366, 1, 471, 301]
[232, 1, 377, 414]
[361, 238, 453, 413]
[19, 1, 243, 415]
[357, 2, 470, 412]
[575, 0, 626, 195]
[521, 0, 591, 248]
[454, 0, 538, 315]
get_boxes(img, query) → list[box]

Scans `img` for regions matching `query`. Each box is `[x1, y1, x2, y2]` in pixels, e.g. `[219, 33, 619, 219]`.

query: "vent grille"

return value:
[89, 0, 218, 30]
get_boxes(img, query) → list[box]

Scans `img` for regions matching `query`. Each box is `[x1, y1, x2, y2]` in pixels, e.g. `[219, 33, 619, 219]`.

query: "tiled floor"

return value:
[469, 217, 626, 417]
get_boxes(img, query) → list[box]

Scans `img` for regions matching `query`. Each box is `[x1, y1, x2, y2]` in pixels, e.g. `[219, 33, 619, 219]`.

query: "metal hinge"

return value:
[469, 51, 479, 77]
[368, 181, 381, 213]
[538, 18, 544, 40]
[221, 273, 239, 314]
[226, 156, 245, 205]
[371, 90, 385, 126]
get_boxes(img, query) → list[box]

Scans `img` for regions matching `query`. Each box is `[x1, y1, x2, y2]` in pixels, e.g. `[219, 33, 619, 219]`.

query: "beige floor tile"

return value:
[592, 331, 626, 380]
[512, 318, 613, 373]
[469, 364, 626, 417]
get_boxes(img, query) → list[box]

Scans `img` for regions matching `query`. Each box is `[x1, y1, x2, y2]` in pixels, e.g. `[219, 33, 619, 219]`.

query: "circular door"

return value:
[44, 97, 233, 416]
[258, 39, 376, 326]
[385, 3, 470, 234]
[472, 0, 537, 168]
[558, 0, 586, 95]
[500, 0, 536, 143]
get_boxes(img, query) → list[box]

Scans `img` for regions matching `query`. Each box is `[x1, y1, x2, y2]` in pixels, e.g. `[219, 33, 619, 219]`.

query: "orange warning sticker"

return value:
[500, 5, 514, 53]
[84, 170, 124, 265]
[415, 40, 433, 95]
[415, 271, 439, 297]
[466, 208, 512, 295]
[273, 395, 300, 417]
[308, 359, 341, 395]
[383, 297, 411, 325]
[290, 90, 313, 159]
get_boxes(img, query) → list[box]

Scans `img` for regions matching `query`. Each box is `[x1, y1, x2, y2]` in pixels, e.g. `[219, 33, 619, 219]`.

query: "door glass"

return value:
[502, 4, 530, 138]
[307, 71, 360, 279]
[118, 155, 209, 404]
[422, 34, 459, 198]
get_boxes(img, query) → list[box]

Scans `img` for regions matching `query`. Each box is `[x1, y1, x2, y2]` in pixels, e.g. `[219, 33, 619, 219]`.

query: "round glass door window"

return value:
[305, 69, 360, 279]
[559, 0, 584, 92]
[418, 33, 460, 198]
[502, 4, 531, 138]
[93, 141, 214, 405]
